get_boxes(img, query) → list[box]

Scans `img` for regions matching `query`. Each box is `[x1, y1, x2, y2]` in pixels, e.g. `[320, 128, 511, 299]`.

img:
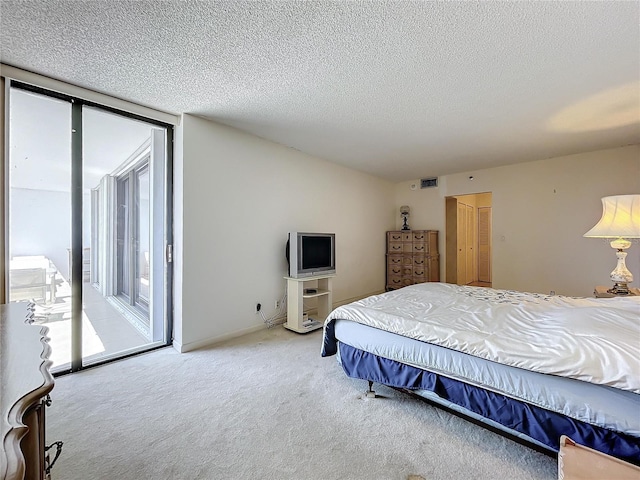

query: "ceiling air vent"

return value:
[420, 177, 438, 188]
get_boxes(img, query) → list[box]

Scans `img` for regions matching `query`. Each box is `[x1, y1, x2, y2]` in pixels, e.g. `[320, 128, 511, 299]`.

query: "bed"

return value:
[321, 283, 640, 464]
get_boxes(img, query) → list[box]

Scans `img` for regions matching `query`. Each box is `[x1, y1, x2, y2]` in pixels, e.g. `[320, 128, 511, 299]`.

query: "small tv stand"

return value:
[284, 274, 334, 333]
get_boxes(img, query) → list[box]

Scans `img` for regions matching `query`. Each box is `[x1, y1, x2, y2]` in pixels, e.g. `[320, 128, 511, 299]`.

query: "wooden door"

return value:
[456, 202, 466, 285]
[465, 204, 474, 284]
[478, 207, 492, 282]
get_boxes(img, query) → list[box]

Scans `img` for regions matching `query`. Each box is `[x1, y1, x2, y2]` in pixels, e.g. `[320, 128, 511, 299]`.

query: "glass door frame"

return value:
[3, 79, 174, 375]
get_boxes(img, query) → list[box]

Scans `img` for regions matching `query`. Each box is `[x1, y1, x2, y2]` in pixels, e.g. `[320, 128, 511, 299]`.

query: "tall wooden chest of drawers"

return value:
[386, 230, 439, 291]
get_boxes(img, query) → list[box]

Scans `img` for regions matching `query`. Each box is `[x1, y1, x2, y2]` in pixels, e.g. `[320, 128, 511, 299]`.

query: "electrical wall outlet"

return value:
[256, 303, 261, 313]
[275, 300, 280, 309]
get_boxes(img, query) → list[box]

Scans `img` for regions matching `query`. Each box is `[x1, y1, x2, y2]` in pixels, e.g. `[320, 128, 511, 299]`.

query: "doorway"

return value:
[445, 193, 492, 286]
[5, 82, 173, 374]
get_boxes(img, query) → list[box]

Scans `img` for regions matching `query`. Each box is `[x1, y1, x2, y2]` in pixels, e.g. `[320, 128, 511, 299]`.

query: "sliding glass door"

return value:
[6, 83, 172, 374]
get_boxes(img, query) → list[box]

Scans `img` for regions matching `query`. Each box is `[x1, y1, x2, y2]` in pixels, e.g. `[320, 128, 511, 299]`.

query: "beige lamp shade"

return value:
[583, 195, 640, 239]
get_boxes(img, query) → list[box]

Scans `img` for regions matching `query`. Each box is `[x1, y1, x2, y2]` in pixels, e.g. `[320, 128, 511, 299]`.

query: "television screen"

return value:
[301, 236, 332, 269]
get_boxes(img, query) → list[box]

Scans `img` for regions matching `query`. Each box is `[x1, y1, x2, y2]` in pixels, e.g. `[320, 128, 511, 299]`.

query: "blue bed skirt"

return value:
[338, 342, 640, 465]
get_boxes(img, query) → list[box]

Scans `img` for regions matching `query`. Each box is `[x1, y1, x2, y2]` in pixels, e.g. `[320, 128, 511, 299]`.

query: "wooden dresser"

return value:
[386, 230, 439, 291]
[1, 303, 57, 480]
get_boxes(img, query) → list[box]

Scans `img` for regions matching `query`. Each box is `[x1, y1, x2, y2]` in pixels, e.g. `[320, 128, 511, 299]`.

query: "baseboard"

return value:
[174, 289, 383, 353]
[174, 323, 267, 353]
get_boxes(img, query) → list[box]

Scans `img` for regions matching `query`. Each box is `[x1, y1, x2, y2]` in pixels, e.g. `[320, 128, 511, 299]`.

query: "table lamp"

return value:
[584, 194, 640, 294]
[400, 205, 410, 231]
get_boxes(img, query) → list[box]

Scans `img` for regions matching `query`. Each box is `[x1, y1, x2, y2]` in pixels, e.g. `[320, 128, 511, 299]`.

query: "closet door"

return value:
[478, 207, 492, 283]
[465, 204, 475, 284]
[456, 201, 477, 285]
[456, 202, 467, 285]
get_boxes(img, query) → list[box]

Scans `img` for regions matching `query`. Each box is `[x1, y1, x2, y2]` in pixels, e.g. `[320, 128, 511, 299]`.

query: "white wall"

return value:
[395, 145, 640, 296]
[174, 114, 395, 351]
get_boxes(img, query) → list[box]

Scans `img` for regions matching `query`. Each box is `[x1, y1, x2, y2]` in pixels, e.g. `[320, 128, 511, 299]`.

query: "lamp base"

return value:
[607, 282, 631, 295]
[608, 249, 633, 294]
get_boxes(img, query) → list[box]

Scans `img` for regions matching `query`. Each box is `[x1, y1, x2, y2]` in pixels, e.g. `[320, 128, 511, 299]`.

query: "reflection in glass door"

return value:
[7, 88, 73, 371]
[137, 165, 150, 309]
[115, 159, 150, 321]
[116, 175, 131, 302]
[7, 82, 172, 374]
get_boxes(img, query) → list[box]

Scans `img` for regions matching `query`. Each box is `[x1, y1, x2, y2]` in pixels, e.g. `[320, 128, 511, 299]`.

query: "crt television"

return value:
[286, 232, 336, 278]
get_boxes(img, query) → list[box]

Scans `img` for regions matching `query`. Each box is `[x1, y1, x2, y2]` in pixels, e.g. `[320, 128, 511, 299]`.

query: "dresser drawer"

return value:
[388, 265, 403, 276]
[412, 243, 427, 254]
[387, 276, 404, 288]
[388, 242, 403, 254]
[412, 231, 426, 242]
[387, 232, 403, 242]
[387, 255, 403, 266]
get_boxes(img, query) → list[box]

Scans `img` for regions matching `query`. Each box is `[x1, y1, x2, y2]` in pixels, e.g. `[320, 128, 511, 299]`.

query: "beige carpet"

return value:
[47, 326, 557, 479]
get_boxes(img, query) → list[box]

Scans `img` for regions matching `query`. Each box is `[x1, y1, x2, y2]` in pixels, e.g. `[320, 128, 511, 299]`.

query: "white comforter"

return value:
[325, 283, 640, 393]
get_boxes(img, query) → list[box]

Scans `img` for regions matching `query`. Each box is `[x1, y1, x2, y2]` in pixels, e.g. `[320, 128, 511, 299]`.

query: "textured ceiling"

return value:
[1, 1, 639, 182]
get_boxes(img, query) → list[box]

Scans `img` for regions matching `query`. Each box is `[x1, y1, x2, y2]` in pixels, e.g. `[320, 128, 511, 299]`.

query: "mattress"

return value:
[331, 319, 640, 436]
[323, 283, 640, 393]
